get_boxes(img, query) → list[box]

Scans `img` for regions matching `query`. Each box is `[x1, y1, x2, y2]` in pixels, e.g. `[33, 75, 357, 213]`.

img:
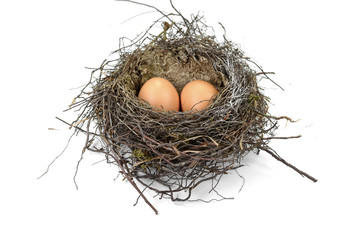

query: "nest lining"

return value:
[66, 2, 316, 214]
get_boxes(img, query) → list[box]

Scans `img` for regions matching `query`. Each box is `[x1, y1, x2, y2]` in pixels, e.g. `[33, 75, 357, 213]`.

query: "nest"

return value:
[66, 1, 316, 214]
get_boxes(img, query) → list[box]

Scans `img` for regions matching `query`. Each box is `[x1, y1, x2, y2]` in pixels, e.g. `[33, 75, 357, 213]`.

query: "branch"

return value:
[261, 147, 317, 183]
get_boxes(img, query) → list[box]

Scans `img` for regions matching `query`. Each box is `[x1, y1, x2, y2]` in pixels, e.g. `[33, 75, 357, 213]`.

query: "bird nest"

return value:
[63, 1, 316, 214]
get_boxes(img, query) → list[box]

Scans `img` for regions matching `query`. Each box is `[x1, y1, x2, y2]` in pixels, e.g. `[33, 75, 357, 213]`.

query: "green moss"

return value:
[248, 94, 260, 104]
[132, 148, 151, 161]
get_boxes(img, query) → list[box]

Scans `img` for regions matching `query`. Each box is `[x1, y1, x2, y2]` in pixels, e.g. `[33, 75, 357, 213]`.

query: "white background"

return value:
[1, 0, 359, 239]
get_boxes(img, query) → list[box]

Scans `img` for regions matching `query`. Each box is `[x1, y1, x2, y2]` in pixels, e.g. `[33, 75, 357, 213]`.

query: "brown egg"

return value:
[138, 77, 180, 111]
[181, 80, 219, 112]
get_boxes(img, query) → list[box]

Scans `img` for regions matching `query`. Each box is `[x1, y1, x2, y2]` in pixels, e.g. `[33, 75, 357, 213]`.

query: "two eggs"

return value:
[138, 77, 219, 112]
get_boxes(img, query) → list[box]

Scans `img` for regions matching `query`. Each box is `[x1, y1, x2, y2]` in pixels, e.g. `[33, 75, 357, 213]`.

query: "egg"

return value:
[138, 77, 180, 111]
[180, 80, 219, 112]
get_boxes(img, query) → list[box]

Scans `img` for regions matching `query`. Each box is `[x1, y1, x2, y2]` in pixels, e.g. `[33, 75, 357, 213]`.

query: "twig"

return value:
[37, 131, 76, 179]
[261, 147, 318, 183]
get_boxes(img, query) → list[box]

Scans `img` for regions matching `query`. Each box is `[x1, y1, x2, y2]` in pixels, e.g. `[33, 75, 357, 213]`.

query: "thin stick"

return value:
[261, 147, 318, 183]
[106, 138, 159, 215]
[37, 131, 76, 179]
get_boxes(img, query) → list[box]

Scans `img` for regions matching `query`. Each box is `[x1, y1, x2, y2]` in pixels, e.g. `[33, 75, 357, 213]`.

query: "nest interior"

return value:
[67, 4, 316, 214]
[123, 46, 226, 95]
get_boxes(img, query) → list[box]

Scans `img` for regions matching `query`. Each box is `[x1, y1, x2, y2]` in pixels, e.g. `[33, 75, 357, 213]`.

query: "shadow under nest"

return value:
[66, 4, 316, 214]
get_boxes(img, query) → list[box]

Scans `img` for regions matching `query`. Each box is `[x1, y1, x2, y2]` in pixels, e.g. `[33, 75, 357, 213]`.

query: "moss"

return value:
[132, 148, 151, 161]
